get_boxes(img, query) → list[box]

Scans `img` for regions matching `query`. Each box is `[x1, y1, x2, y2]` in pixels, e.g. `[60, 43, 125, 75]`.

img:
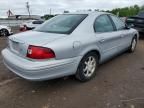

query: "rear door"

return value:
[94, 14, 122, 61]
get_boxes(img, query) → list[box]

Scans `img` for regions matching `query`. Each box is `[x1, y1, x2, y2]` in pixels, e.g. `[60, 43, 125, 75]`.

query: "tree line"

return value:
[106, 5, 144, 17]
[43, 5, 144, 20]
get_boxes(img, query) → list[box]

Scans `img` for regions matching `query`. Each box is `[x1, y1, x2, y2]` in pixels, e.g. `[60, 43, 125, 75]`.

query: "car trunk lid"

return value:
[8, 31, 67, 57]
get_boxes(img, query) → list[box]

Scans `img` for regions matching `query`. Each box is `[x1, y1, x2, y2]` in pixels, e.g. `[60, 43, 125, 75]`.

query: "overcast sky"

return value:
[0, 0, 144, 17]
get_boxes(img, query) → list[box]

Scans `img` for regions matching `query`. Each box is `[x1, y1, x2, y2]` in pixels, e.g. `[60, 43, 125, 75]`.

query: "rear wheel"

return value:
[76, 52, 98, 82]
[0, 29, 9, 37]
[129, 37, 137, 53]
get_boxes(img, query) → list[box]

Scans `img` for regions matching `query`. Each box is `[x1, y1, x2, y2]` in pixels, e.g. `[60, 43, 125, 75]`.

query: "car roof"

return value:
[63, 11, 110, 16]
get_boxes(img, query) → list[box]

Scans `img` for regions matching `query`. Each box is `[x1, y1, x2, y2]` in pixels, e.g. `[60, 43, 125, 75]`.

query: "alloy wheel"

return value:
[0, 29, 8, 37]
[83, 56, 96, 77]
[131, 38, 137, 51]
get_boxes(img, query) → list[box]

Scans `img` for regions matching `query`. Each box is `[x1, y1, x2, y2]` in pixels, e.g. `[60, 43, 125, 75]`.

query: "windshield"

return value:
[34, 14, 87, 34]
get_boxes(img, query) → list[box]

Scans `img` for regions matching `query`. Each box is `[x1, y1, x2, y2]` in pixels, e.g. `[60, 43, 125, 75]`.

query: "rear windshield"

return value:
[34, 14, 87, 34]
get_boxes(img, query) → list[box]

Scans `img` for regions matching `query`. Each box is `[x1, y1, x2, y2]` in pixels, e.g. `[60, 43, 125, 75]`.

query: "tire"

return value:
[0, 29, 9, 37]
[76, 52, 98, 82]
[128, 37, 137, 53]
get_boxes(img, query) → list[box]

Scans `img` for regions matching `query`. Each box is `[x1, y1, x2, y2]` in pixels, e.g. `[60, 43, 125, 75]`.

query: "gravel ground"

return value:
[0, 30, 144, 108]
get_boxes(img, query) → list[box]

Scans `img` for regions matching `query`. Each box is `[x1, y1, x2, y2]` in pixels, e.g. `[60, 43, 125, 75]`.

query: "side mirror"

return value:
[125, 24, 134, 29]
[125, 24, 130, 29]
[129, 24, 134, 28]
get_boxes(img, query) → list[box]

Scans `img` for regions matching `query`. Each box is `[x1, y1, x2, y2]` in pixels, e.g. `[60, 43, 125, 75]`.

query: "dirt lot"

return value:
[0, 31, 144, 108]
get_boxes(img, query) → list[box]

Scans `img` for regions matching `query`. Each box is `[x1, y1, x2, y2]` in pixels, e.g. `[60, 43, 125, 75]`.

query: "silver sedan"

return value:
[2, 11, 139, 82]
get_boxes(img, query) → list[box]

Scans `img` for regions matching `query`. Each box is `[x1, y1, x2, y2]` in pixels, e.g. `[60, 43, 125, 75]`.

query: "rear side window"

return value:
[94, 15, 114, 33]
[110, 15, 125, 30]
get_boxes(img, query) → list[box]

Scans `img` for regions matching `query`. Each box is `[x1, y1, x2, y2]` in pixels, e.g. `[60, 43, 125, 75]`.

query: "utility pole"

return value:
[26, 2, 31, 18]
[50, 8, 51, 15]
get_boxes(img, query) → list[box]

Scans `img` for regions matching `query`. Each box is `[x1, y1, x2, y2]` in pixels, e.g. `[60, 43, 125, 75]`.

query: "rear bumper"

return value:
[2, 48, 81, 81]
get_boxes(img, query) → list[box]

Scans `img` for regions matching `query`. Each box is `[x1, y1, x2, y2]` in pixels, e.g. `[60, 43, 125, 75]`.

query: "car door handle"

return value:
[99, 39, 105, 43]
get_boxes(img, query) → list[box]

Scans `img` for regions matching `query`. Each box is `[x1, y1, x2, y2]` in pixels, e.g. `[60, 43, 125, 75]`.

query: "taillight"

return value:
[27, 45, 55, 59]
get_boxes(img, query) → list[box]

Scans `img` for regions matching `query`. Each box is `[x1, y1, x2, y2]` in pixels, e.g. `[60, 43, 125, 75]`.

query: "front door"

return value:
[109, 15, 132, 50]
